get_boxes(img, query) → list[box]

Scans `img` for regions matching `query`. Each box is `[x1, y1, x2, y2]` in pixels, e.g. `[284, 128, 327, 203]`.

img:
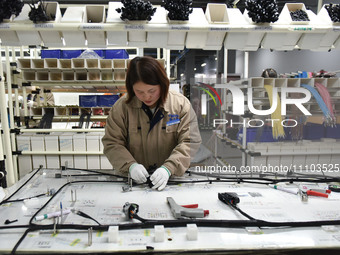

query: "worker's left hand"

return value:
[150, 166, 171, 191]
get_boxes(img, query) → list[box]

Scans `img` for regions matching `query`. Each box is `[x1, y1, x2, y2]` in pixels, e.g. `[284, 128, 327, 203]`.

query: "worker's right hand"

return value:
[129, 163, 149, 183]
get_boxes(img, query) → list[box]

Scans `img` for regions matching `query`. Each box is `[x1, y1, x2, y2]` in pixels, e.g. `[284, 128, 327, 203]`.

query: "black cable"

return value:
[224, 200, 256, 221]
[2, 193, 46, 204]
[11, 228, 31, 255]
[71, 209, 101, 225]
[0, 166, 42, 206]
[7, 174, 340, 253]
[65, 167, 127, 179]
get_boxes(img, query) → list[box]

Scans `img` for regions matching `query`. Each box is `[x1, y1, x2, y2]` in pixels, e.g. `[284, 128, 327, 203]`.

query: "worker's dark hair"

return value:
[261, 68, 278, 78]
[125, 56, 169, 105]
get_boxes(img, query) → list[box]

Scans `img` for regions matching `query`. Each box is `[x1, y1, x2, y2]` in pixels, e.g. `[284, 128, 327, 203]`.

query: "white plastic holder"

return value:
[204, 4, 229, 50]
[167, 17, 188, 50]
[126, 21, 148, 47]
[297, 9, 331, 50]
[61, 6, 86, 47]
[278, 3, 311, 25]
[147, 7, 168, 48]
[39, 2, 63, 47]
[14, 5, 42, 46]
[106, 2, 127, 46]
[186, 224, 198, 241]
[83, 5, 106, 47]
[108, 226, 119, 243]
[0, 19, 21, 46]
[224, 8, 261, 51]
[186, 8, 208, 49]
[317, 4, 340, 25]
[154, 225, 165, 242]
[261, 31, 302, 51]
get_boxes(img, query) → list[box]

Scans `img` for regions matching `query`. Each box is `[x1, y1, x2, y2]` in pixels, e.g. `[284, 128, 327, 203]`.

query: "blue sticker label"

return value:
[166, 114, 180, 126]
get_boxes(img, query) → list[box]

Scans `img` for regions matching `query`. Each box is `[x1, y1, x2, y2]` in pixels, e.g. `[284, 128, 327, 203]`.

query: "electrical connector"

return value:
[122, 202, 139, 219]
[218, 192, 240, 206]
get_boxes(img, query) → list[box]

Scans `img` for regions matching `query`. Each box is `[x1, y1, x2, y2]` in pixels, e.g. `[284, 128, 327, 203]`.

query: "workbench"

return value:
[1, 167, 340, 254]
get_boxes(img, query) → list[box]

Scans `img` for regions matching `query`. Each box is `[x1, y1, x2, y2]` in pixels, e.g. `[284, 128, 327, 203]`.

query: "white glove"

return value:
[150, 166, 171, 191]
[27, 100, 34, 108]
[129, 163, 149, 183]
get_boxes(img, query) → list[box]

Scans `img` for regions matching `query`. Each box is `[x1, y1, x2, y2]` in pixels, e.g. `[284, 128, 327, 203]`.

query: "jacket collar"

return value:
[129, 94, 170, 113]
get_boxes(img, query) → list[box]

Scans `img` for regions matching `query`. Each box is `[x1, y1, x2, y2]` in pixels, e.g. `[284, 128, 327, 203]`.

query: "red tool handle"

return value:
[181, 204, 198, 208]
[306, 190, 328, 198]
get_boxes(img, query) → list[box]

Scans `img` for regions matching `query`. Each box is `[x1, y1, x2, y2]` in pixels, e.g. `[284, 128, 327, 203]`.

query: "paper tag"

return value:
[125, 24, 145, 30]
[170, 25, 190, 31]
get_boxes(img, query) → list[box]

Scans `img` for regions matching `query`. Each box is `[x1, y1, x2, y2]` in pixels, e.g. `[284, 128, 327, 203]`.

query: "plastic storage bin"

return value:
[61, 50, 83, 59]
[79, 95, 97, 107]
[41, 50, 62, 59]
[303, 123, 325, 140]
[325, 125, 340, 139]
[97, 95, 120, 107]
[105, 49, 129, 59]
[237, 127, 276, 144]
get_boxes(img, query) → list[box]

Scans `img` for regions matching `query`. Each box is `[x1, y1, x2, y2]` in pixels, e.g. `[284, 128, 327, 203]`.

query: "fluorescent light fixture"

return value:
[201, 94, 207, 115]
[201, 63, 206, 67]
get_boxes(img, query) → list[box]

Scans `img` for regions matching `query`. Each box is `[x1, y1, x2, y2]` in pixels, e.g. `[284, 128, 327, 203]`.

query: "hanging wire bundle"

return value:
[314, 83, 336, 125]
[162, 0, 193, 21]
[28, 0, 55, 23]
[226, 0, 235, 8]
[325, 3, 340, 22]
[0, 0, 24, 23]
[116, 0, 156, 21]
[301, 84, 333, 126]
[244, 0, 279, 23]
[264, 85, 285, 139]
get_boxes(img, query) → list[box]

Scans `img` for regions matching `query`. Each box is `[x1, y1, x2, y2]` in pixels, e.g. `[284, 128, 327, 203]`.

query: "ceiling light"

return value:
[201, 63, 206, 67]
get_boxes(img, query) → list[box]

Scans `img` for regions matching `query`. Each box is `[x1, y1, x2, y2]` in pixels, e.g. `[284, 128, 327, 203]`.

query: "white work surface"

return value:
[1, 168, 340, 253]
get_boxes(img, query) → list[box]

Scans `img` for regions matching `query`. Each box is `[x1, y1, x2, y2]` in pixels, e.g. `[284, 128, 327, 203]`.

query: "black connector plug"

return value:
[146, 177, 153, 188]
[218, 192, 240, 206]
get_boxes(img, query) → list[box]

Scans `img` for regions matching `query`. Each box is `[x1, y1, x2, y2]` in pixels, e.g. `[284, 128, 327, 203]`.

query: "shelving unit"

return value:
[0, 2, 340, 186]
[213, 77, 340, 171]
[0, 4, 339, 51]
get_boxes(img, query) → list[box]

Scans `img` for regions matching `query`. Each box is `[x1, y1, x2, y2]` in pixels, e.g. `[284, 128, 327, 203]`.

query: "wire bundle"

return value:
[325, 3, 340, 22]
[245, 0, 279, 23]
[116, 0, 156, 21]
[290, 9, 309, 21]
[314, 82, 336, 125]
[162, 0, 193, 21]
[0, 0, 24, 22]
[301, 84, 333, 126]
[28, 0, 55, 23]
[264, 85, 285, 139]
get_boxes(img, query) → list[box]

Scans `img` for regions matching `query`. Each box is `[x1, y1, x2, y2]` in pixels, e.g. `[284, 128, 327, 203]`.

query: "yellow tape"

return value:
[70, 238, 81, 246]
[144, 229, 150, 236]
[51, 231, 59, 237]
[264, 85, 285, 139]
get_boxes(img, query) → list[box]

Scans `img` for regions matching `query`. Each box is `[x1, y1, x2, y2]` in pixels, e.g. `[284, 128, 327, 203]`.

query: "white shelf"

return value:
[0, 5, 339, 50]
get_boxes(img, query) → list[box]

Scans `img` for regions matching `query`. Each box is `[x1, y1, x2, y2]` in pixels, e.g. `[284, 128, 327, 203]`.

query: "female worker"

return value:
[102, 56, 201, 191]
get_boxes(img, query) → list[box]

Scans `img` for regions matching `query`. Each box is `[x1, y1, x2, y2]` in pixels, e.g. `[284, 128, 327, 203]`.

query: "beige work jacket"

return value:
[102, 90, 202, 176]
